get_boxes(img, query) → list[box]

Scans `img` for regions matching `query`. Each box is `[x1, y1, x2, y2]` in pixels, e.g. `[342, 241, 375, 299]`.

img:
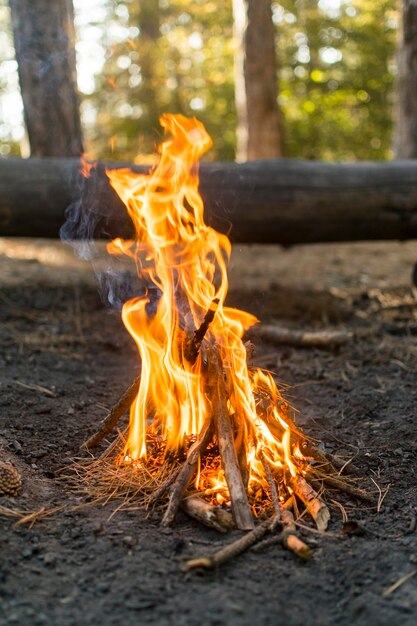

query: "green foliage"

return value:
[0, 0, 399, 161]
[87, 0, 236, 161]
[277, 0, 397, 160]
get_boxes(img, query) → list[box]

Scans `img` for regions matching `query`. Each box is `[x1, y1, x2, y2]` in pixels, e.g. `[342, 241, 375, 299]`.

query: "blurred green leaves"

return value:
[0, 0, 398, 161]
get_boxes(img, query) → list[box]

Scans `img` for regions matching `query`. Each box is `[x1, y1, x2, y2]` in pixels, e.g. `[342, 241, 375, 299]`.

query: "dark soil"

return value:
[1, 239, 417, 626]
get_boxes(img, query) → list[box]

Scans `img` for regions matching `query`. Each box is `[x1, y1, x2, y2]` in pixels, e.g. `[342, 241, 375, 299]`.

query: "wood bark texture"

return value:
[9, 0, 83, 157]
[394, 0, 417, 157]
[2, 157, 417, 243]
[233, 0, 283, 160]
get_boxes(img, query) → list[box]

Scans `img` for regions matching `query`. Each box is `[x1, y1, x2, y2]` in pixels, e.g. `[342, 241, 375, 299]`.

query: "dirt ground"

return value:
[0, 238, 417, 626]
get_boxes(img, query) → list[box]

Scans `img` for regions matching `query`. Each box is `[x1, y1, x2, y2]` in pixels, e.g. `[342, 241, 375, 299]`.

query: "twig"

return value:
[14, 380, 57, 398]
[252, 498, 311, 559]
[233, 413, 249, 489]
[161, 417, 213, 526]
[290, 475, 330, 531]
[184, 298, 220, 364]
[280, 500, 311, 559]
[250, 325, 353, 350]
[260, 453, 280, 518]
[303, 444, 359, 475]
[370, 477, 390, 512]
[81, 375, 140, 450]
[147, 466, 182, 507]
[185, 516, 277, 571]
[382, 571, 417, 598]
[180, 495, 234, 533]
[99, 427, 128, 460]
[313, 474, 374, 503]
[210, 353, 254, 531]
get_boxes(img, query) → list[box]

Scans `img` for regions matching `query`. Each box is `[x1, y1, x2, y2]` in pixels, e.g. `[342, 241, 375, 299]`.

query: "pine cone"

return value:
[0, 462, 22, 496]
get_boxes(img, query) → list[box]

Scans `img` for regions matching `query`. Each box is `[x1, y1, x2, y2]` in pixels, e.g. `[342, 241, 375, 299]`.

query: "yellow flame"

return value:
[106, 114, 303, 489]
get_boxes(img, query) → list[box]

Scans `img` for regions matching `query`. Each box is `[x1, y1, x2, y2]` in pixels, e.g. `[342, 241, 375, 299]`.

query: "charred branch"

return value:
[184, 298, 220, 364]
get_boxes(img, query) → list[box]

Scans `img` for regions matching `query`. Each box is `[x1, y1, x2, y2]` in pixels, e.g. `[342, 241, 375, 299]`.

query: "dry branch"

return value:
[180, 496, 234, 533]
[161, 417, 213, 527]
[280, 502, 311, 559]
[260, 453, 280, 517]
[82, 375, 140, 450]
[312, 474, 374, 503]
[303, 445, 359, 476]
[290, 475, 330, 531]
[250, 325, 353, 350]
[185, 516, 277, 571]
[210, 356, 254, 531]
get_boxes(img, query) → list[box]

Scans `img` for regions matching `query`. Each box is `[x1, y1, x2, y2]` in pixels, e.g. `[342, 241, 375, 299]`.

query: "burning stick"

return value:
[232, 412, 250, 489]
[162, 417, 213, 526]
[250, 325, 353, 350]
[77, 115, 369, 556]
[251, 498, 311, 559]
[280, 499, 311, 559]
[260, 453, 280, 517]
[180, 495, 234, 533]
[184, 298, 220, 364]
[290, 475, 330, 531]
[82, 375, 140, 450]
[210, 354, 255, 531]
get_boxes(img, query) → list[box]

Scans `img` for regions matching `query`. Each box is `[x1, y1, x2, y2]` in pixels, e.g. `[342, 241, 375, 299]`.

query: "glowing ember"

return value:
[99, 114, 330, 531]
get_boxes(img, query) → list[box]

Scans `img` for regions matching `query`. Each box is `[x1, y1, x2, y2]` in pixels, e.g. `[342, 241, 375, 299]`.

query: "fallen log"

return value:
[2, 157, 417, 243]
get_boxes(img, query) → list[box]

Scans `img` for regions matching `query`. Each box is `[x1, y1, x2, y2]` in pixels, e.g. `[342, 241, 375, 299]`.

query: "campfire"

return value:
[80, 114, 371, 568]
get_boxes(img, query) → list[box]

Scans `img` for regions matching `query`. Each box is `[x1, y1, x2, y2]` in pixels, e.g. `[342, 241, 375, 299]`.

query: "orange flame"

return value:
[106, 114, 302, 490]
[80, 153, 96, 178]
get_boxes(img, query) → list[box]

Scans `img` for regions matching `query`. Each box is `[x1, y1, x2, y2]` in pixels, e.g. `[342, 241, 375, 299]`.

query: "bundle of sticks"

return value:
[81, 300, 371, 567]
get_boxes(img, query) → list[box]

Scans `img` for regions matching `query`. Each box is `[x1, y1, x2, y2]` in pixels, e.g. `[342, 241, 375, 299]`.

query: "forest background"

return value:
[0, 0, 397, 163]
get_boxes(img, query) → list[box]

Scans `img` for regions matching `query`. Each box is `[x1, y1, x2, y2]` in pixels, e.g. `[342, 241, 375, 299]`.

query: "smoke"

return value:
[60, 160, 144, 311]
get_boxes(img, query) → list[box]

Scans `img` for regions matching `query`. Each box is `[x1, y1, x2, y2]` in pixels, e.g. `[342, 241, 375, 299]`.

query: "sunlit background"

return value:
[0, 0, 396, 161]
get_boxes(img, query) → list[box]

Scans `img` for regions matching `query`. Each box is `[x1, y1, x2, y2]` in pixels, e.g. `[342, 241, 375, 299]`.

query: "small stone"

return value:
[42, 552, 57, 566]
[8, 440, 22, 454]
[21, 547, 33, 559]
[122, 535, 136, 548]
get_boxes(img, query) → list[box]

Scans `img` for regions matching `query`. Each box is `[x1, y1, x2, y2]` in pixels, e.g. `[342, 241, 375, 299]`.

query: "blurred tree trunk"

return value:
[394, 0, 417, 158]
[9, 0, 83, 157]
[232, 0, 283, 161]
[137, 0, 162, 145]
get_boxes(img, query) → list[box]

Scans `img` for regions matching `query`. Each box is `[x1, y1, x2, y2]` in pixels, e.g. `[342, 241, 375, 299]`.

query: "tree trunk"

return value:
[394, 0, 417, 158]
[232, 0, 283, 161]
[1, 157, 417, 244]
[137, 0, 162, 150]
[9, 0, 83, 157]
